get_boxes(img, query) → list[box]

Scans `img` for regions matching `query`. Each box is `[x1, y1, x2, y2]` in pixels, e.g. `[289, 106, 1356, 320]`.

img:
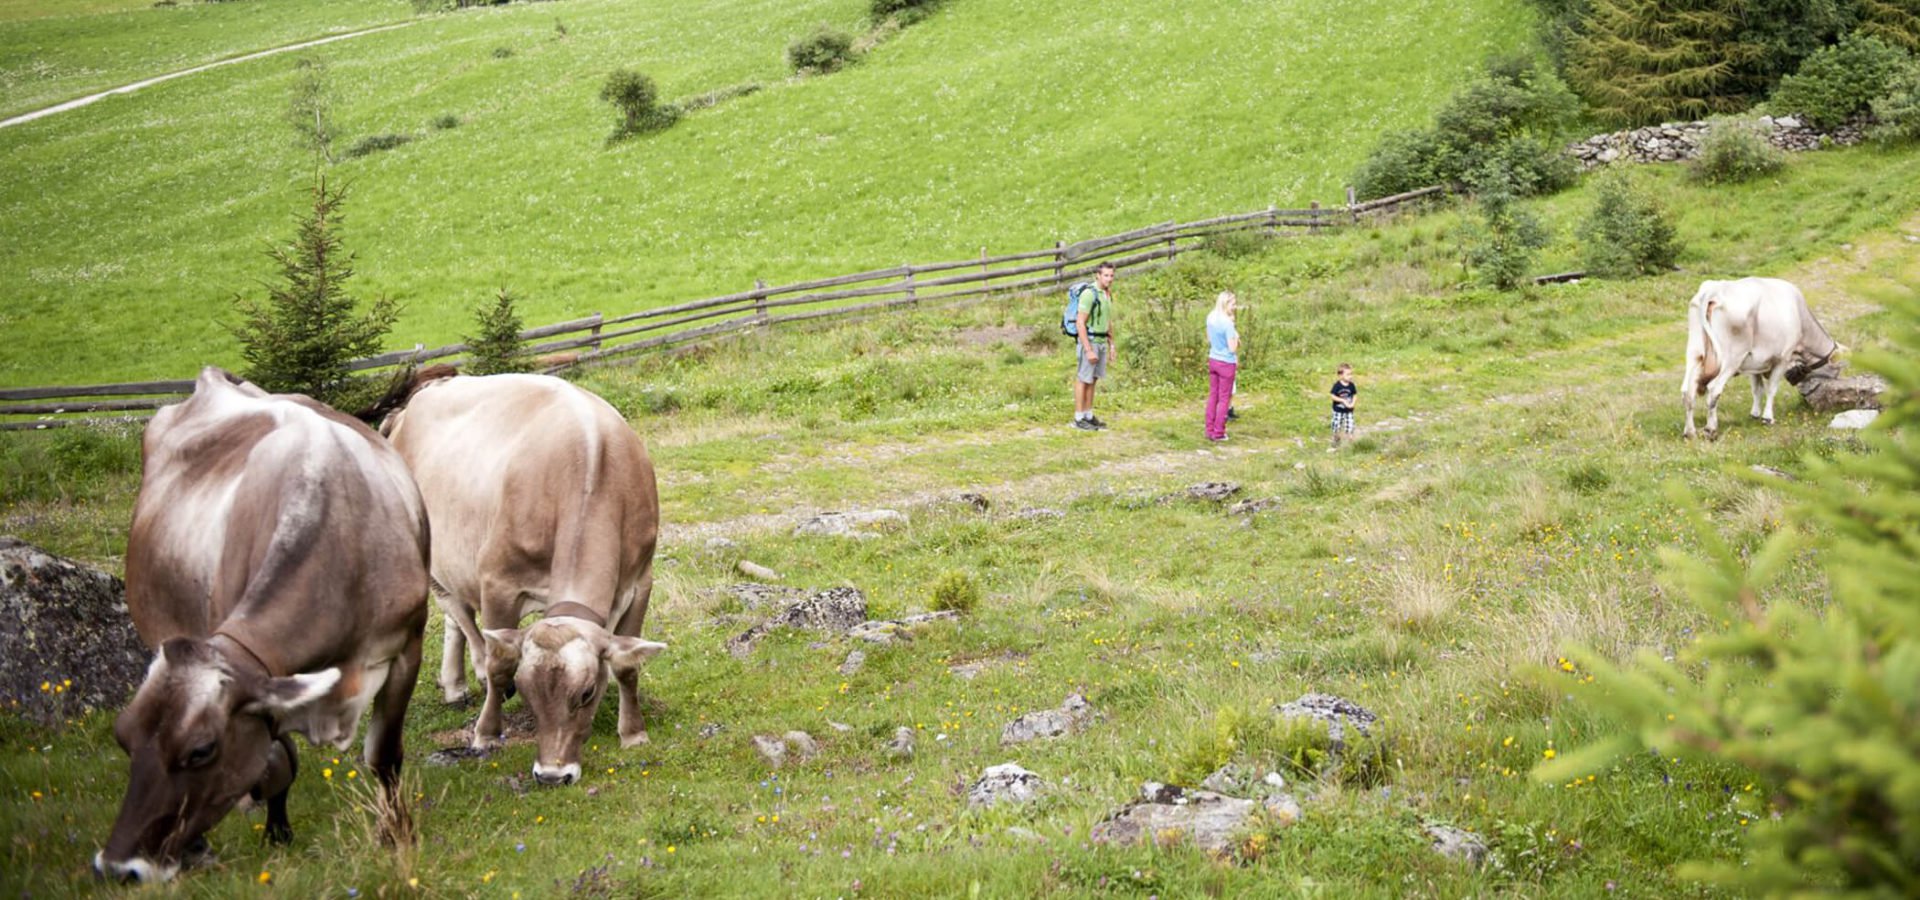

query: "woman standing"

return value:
[1204, 291, 1240, 442]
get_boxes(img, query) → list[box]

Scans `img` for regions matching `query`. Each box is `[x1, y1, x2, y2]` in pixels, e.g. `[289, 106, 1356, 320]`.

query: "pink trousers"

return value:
[1205, 359, 1236, 440]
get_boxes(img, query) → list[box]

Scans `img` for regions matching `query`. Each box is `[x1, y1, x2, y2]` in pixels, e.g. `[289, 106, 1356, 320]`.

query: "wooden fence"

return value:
[1, 185, 1447, 431]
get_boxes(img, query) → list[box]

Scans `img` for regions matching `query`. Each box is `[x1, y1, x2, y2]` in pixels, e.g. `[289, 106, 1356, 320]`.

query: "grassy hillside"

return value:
[3, 145, 1917, 896]
[0, 0, 1531, 387]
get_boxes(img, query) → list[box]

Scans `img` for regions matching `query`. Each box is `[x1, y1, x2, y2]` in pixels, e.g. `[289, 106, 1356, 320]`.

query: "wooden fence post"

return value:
[1309, 201, 1321, 232]
[1053, 240, 1064, 284]
[753, 279, 768, 322]
[1346, 186, 1358, 224]
[904, 265, 916, 304]
[590, 313, 603, 352]
[1266, 204, 1278, 236]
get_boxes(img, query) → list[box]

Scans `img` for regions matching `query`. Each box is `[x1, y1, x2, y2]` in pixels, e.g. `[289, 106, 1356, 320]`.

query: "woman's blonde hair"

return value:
[1213, 291, 1237, 315]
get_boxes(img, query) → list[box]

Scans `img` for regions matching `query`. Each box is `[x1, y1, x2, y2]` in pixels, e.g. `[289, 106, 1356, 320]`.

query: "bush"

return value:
[1546, 292, 1920, 894]
[1689, 117, 1786, 184]
[1770, 33, 1913, 129]
[599, 68, 678, 139]
[1871, 63, 1920, 143]
[491, 45, 514, 59]
[229, 178, 399, 406]
[1462, 167, 1548, 291]
[1351, 129, 1442, 200]
[464, 288, 530, 376]
[788, 25, 856, 74]
[342, 132, 414, 158]
[928, 570, 979, 613]
[872, 0, 937, 18]
[1577, 168, 1682, 277]
[1351, 59, 1579, 200]
[430, 113, 460, 130]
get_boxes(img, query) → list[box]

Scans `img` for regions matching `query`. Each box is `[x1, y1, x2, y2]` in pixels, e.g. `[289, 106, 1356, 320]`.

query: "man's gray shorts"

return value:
[1076, 338, 1109, 383]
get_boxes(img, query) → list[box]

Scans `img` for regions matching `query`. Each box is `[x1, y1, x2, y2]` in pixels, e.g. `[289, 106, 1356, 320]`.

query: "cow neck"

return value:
[210, 630, 276, 679]
[545, 602, 606, 628]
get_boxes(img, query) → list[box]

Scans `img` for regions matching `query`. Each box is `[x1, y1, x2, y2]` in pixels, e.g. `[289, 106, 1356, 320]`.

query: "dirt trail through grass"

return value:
[0, 20, 413, 129]
[659, 216, 1916, 548]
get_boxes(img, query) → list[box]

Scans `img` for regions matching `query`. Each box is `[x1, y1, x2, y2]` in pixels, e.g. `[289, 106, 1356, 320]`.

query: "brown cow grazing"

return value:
[95, 368, 430, 883]
[382, 371, 664, 787]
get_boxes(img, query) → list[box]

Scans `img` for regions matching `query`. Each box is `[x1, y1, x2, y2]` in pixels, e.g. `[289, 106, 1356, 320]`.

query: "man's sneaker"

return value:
[1088, 415, 1109, 429]
[1073, 418, 1100, 431]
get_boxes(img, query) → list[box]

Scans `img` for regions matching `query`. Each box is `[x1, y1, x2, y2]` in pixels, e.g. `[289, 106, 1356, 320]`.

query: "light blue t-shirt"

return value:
[1206, 309, 1238, 364]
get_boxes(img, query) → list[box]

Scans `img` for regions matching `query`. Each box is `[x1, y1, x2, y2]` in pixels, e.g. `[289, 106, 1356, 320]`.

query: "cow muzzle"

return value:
[531, 761, 581, 786]
[93, 850, 181, 884]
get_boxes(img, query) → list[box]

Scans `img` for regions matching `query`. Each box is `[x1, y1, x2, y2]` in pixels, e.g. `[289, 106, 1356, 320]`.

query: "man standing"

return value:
[1073, 262, 1117, 431]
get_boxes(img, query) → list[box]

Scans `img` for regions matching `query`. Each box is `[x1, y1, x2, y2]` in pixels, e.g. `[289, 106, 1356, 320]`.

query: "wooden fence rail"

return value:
[2, 187, 1446, 430]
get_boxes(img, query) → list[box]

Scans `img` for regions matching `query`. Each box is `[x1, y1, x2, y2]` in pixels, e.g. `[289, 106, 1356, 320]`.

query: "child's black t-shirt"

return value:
[1331, 379, 1356, 413]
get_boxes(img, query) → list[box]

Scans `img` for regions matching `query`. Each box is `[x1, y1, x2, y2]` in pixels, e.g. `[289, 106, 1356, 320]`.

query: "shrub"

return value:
[1545, 292, 1920, 894]
[1689, 117, 1786, 184]
[788, 25, 856, 74]
[928, 570, 979, 613]
[230, 178, 399, 406]
[1201, 228, 1272, 260]
[464, 288, 530, 376]
[285, 56, 335, 163]
[1351, 59, 1579, 200]
[1462, 167, 1548, 291]
[1577, 168, 1682, 277]
[1769, 33, 1913, 129]
[872, 0, 937, 18]
[491, 45, 514, 59]
[430, 113, 460, 130]
[1871, 63, 1920, 143]
[599, 68, 678, 140]
[343, 132, 414, 158]
[1351, 129, 1441, 200]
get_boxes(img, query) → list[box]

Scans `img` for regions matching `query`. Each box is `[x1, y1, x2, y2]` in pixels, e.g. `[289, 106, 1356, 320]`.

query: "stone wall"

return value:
[1566, 116, 1868, 168]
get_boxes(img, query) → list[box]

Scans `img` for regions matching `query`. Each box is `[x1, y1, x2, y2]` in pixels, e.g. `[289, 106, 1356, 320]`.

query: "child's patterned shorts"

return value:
[1330, 410, 1354, 434]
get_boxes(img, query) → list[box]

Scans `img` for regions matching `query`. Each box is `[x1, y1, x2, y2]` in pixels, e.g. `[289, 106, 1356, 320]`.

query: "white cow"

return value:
[1682, 278, 1838, 438]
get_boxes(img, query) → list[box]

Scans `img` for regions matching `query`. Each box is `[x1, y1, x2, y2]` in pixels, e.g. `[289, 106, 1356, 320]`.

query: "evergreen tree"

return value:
[1566, 0, 1761, 125]
[1543, 291, 1920, 893]
[464, 288, 530, 376]
[1859, 0, 1920, 51]
[230, 177, 398, 405]
[1462, 167, 1548, 291]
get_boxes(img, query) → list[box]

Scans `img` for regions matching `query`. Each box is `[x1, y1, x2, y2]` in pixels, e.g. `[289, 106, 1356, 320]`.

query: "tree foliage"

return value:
[1566, 0, 1761, 126]
[1542, 291, 1920, 894]
[1770, 33, 1915, 128]
[286, 56, 336, 163]
[1578, 167, 1683, 277]
[463, 288, 530, 376]
[599, 68, 679, 140]
[1462, 167, 1549, 291]
[1859, 0, 1920, 51]
[1352, 58, 1579, 200]
[230, 177, 398, 405]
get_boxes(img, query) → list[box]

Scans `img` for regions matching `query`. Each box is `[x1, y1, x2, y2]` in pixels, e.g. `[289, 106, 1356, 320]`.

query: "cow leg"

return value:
[261, 734, 298, 845]
[1682, 356, 1703, 439]
[437, 594, 478, 706]
[1703, 365, 1741, 437]
[366, 626, 423, 788]
[1749, 374, 1766, 419]
[1760, 362, 1788, 424]
[614, 575, 654, 749]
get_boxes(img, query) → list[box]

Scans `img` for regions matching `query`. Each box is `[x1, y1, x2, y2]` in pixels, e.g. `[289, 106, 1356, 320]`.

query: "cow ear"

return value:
[604, 637, 666, 675]
[242, 669, 341, 721]
[482, 629, 523, 677]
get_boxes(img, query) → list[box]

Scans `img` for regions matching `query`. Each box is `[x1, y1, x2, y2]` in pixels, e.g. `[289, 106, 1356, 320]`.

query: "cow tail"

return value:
[1685, 285, 1721, 394]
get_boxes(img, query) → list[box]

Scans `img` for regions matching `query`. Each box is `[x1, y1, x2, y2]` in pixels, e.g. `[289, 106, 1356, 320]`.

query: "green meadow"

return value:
[0, 0, 1530, 387]
[3, 138, 1918, 895]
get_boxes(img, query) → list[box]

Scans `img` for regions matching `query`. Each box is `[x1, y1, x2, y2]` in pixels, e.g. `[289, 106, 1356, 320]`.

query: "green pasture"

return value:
[3, 146, 1917, 895]
[0, 0, 1531, 387]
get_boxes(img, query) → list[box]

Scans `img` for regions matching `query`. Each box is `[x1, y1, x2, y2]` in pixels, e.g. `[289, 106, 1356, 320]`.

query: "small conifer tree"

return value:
[1462, 167, 1548, 291]
[1859, 0, 1920, 52]
[1578, 168, 1682, 277]
[230, 177, 398, 405]
[286, 57, 336, 163]
[464, 288, 529, 376]
[1543, 291, 1920, 893]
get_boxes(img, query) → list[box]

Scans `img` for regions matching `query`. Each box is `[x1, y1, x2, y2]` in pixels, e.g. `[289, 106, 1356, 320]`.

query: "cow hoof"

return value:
[264, 821, 293, 846]
[620, 731, 651, 749]
[471, 732, 505, 752]
[440, 690, 469, 708]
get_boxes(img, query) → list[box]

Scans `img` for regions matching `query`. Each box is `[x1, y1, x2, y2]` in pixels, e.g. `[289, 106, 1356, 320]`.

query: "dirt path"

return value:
[658, 216, 1918, 548]
[0, 21, 414, 130]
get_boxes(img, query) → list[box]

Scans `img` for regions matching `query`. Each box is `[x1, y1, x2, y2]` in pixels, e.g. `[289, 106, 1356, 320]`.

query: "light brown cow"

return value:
[382, 371, 664, 786]
[96, 368, 429, 883]
[1682, 277, 1840, 438]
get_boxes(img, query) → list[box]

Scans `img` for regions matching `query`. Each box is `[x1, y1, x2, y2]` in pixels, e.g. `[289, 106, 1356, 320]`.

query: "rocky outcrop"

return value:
[1091, 782, 1301, 854]
[1566, 115, 1868, 169]
[726, 586, 870, 657]
[0, 538, 149, 726]
[968, 763, 1044, 807]
[1000, 693, 1093, 745]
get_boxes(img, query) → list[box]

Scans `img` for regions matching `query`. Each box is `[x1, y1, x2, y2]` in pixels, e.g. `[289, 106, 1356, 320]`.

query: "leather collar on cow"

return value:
[212, 629, 282, 679]
[544, 602, 606, 628]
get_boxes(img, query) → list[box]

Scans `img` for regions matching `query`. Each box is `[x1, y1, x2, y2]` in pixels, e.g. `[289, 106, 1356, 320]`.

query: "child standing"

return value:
[1329, 363, 1357, 448]
[1204, 291, 1239, 442]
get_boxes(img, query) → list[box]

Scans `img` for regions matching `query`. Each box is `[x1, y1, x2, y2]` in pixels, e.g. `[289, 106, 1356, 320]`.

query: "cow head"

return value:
[95, 638, 339, 883]
[482, 619, 664, 786]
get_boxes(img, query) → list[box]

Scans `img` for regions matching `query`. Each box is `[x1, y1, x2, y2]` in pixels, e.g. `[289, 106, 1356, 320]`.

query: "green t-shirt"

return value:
[1080, 284, 1112, 336]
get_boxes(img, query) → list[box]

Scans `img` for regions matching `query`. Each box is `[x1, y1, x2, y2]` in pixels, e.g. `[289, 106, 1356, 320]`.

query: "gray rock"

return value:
[705, 537, 739, 553]
[848, 610, 960, 645]
[1012, 507, 1064, 521]
[886, 726, 916, 760]
[1831, 409, 1880, 430]
[1200, 763, 1287, 799]
[735, 559, 783, 582]
[752, 734, 787, 768]
[793, 509, 908, 539]
[698, 722, 726, 740]
[783, 730, 819, 760]
[1424, 823, 1489, 867]
[1229, 497, 1282, 516]
[0, 538, 149, 725]
[1092, 785, 1301, 854]
[1004, 826, 1042, 843]
[1794, 361, 1887, 412]
[727, 586, 870, 657]
[1775, 115, 1802, 129]
[968, 763, 1044, 807]
[1275, 693, 1379, 751]
[423, 746, 491, 767]
[1001, 693, 1093, 745]
[727, 582, 805, 610]
[944, 493, 991, 513]
[839, 649, 867, 676]
[1183, 482, 1242, 503]
[1749, 464, 1797, 482]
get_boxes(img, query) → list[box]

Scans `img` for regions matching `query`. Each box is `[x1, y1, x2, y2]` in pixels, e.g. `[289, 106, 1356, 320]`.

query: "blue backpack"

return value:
[1060, 281, 1101, 337]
